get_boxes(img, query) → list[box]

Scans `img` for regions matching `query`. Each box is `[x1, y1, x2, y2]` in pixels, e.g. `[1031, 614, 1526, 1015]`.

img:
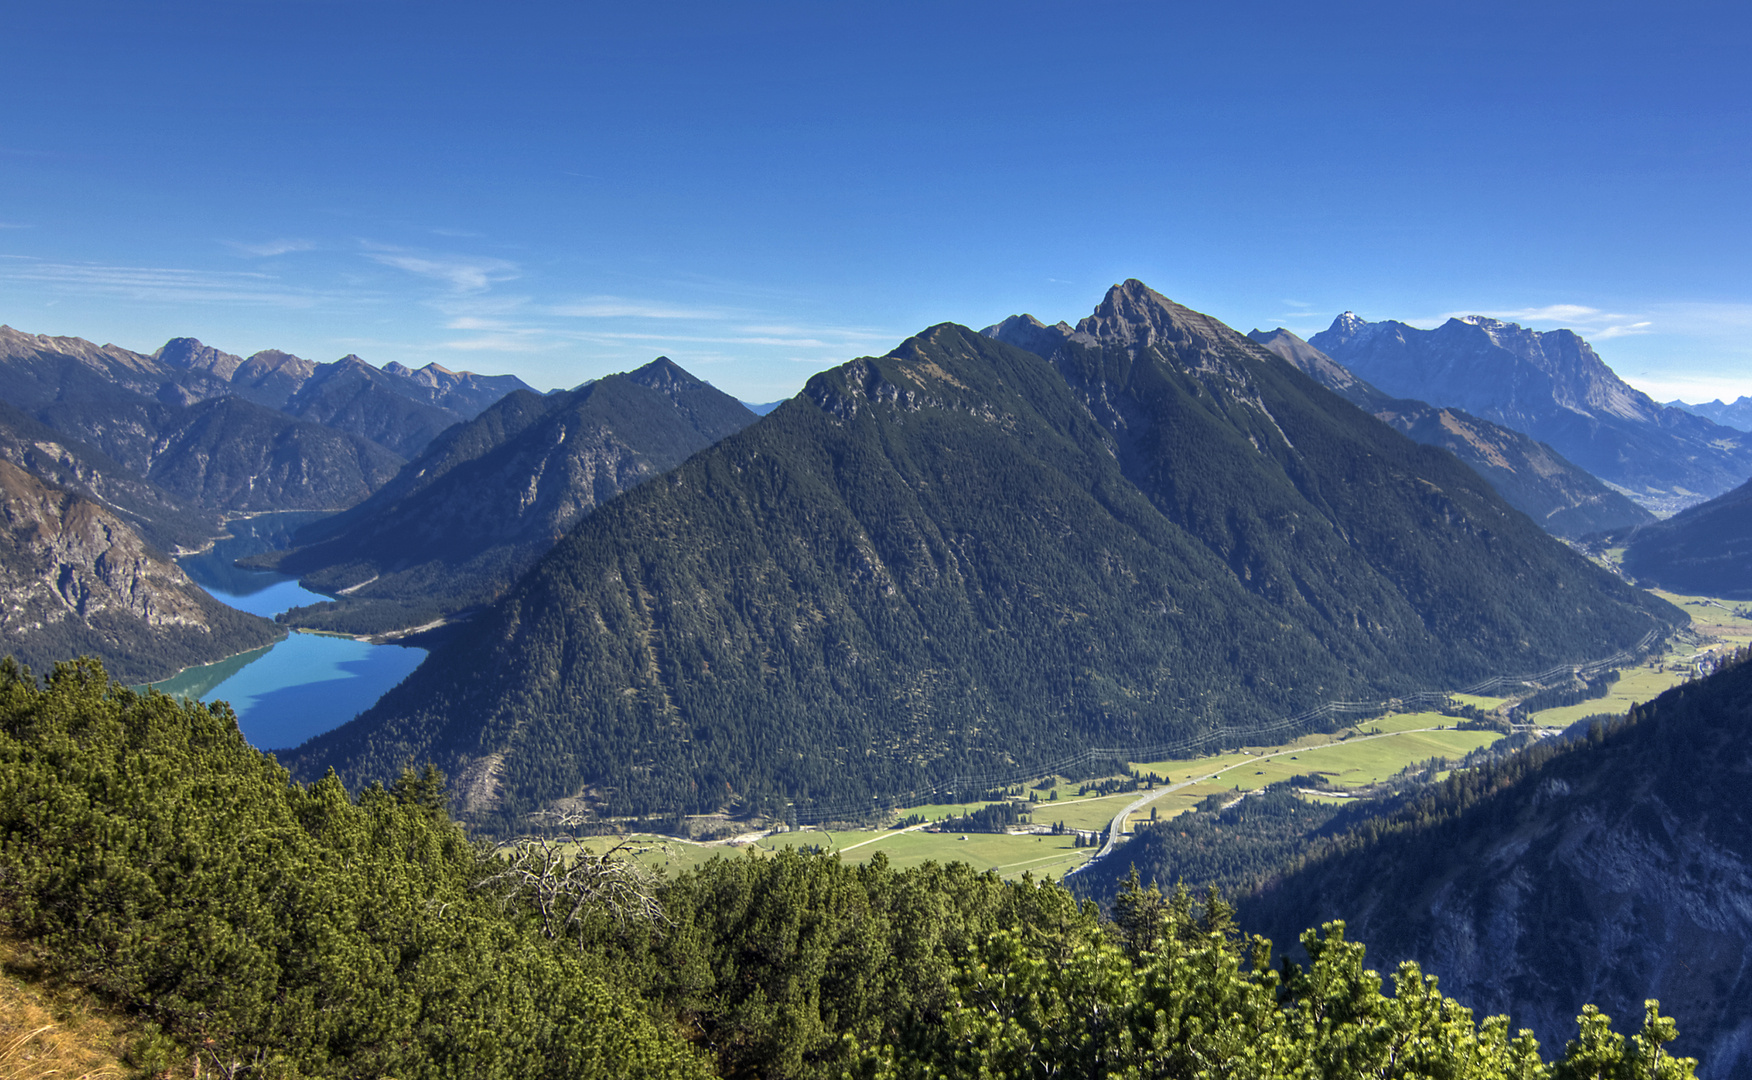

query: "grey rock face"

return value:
[0, 460, 280, 682]
[1310, 313, 1752, 514]
[1247, 327, 1654, 538]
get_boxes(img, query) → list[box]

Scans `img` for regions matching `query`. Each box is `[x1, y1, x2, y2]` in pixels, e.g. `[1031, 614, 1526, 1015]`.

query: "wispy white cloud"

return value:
[225, 238, 316, 257]
[552, 296, 725, 319]
[1651, 302, 1752, 333]
[439, 334, 557, 353]
[361, 243, 519, 293]
[1457, 303, 1609, 324]
[1435, 304, 1655, 342]
[0, 255, 331, 307]
[0, 221, 29, 230]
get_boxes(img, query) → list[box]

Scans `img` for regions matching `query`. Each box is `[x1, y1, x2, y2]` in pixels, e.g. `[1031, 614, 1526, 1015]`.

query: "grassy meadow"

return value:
[566, 583, 1750, 885]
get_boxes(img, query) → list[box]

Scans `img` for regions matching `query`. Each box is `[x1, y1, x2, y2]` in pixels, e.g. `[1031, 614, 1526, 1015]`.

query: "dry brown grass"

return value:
[0, 942, 128, 1080]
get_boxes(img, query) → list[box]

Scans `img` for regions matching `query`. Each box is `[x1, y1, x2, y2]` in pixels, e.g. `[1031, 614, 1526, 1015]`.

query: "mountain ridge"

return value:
[1309, 313, 1752, 514]
[1238, 653, 1752, 1080]
[1246, 327, 1655, 537]
[284, 283, 1677, 824]
[254, 357, 758, 635]
[0, 459, 282, 682]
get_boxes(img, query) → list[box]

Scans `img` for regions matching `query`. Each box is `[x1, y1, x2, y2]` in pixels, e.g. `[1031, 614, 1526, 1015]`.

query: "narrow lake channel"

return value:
[148, 512, 428, 752]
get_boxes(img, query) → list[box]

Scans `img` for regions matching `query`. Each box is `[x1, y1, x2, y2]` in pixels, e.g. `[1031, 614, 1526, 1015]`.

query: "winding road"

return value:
[1069, 724, 1450, 874]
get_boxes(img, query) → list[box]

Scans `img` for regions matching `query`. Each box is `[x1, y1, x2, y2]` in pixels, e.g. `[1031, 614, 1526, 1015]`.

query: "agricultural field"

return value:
[570, 584, 1748, 885]
[572, 717, 1505, 884]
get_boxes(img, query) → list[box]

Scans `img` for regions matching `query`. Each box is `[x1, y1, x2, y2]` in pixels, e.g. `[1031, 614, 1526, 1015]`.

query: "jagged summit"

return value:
[154, 337, 246, 378]
[1247, 326, 1655, 538]
[1310, 309, 1752, 512]
[1075, 279, 1240, 356]
[978, 313, 1089, 358]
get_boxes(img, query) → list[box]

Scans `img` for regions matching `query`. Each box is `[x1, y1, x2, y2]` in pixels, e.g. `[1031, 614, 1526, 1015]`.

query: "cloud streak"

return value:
[226, 238, 316, 257]
[361, 244, 519, 293]
[0, 255, 332, 308]
[552, 296, 725, 319]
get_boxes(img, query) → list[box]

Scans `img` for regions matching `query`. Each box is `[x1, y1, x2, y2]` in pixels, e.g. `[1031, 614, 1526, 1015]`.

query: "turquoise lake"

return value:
[149, 513, 428, 752]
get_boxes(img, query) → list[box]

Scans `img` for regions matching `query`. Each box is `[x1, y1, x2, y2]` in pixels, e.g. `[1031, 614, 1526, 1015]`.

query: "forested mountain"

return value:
[0, 462, 280, 682]
[0, 659, 1702, 1080]
[253, 357, 757, 635]
[154, 337, 536, 456]
[0, 400, 218, 552]
[286, 284, 1676, 823]
[1668, 396, 1752, 432]
[1247, 327, 1654, 537]
[33, 395, 404, 513]
[276, 354, 468, 457]
[1621, 476, 1752, 598]
[0, 324, 532, 520]
[1240, 653, 1752, 1079]
[1309, 314, 1752, 514]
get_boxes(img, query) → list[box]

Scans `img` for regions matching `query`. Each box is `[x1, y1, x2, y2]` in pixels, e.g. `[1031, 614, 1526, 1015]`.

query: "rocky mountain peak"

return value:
[626, 356, 696, 394]
[154, 337, 245, 379]
[979, 313, 1090, 358]
[1074, 279, 1240, 356]
[1319, 310, 1378, 350]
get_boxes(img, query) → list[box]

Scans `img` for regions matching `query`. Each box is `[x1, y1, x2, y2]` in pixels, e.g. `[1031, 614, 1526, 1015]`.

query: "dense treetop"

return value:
[0, 658, 1700, 1079]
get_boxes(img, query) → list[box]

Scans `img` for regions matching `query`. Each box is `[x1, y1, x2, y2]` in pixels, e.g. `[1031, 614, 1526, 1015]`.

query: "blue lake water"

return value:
[148, 512, 429, 752]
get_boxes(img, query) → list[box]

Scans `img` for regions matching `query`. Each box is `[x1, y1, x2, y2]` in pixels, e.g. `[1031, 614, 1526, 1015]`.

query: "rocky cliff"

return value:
[1247, 327, 1654, 537]
[1310, 314, 1752, 514]
[0, 461, 281, 683]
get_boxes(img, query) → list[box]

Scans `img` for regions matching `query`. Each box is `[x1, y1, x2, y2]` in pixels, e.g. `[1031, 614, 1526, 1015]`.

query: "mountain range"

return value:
[0, 325, 536, 518]
[1669, 396, 1752, 432]
[1310, 314, 1752, 515]
[251, 357, 759, 636]
[0, 323, 547, 681]
[1247, 328, 1655, 538]
[282, 282, 1677, 824]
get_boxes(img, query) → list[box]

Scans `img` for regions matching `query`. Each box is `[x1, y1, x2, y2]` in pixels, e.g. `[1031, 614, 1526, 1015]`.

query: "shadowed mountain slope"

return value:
[32, 396, 404, 513]
[1309, 314, 1752, 514]
[255, 358, 758, 635]
[1247, 327, 1654, 537]
[1621, 477, 1752, 599]
[0, 400, 219, 552]
[286, 285, 1675, 823]
[0, 461, 281, 682]
[1240, 653, 1752, 1080]
[2, 326, 531, 519]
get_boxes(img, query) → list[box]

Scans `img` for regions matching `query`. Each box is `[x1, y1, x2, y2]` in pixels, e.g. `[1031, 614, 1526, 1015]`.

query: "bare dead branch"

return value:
[476, 811, 669, 941]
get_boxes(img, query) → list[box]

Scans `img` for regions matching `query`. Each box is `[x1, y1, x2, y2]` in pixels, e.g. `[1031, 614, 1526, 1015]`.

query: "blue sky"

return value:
[3, 1, 1749, 403]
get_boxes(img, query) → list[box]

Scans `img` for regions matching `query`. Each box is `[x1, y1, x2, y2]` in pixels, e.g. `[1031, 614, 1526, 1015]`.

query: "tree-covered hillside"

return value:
[1620, 477, 1752, 599]
[287, 289, 1677, 823]
[1239, 652, 1752, 1079]
[257, 357, 758, 635]
[0, 659, 1701, 1080]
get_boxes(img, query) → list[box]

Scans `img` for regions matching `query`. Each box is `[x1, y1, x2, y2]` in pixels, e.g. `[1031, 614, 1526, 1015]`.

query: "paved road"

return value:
[1069, 725, 1444, 875]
